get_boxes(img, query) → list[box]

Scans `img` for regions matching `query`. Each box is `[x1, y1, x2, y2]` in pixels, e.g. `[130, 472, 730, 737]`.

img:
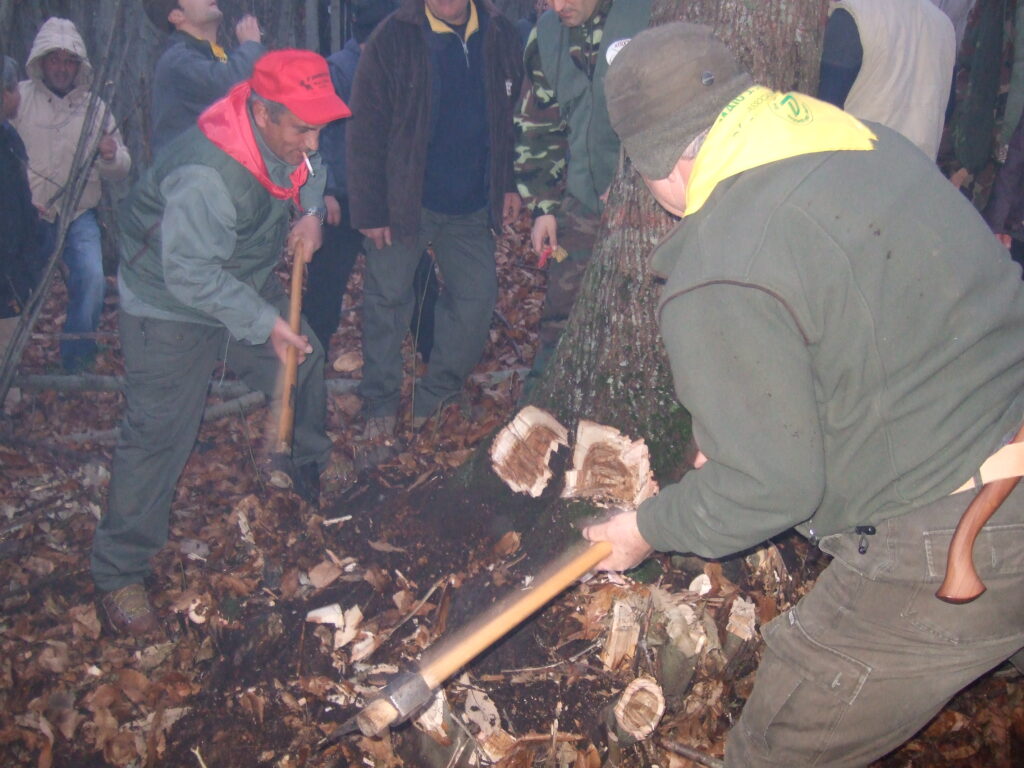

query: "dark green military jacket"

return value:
[515, 0, 651, 216]
[638, 124, 1024, 558]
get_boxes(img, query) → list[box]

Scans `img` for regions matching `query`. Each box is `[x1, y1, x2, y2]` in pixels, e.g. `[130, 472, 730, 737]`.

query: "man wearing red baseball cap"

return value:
[92, 50, 349, 637]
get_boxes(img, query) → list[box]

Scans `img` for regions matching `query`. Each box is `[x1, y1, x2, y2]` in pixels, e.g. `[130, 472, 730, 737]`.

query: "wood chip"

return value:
[726, 597, 757, 642]
[600, 597, 643, 671]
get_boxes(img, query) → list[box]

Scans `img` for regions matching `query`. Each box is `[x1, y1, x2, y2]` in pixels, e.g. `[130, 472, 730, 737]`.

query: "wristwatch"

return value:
[301, 206, 326, 225]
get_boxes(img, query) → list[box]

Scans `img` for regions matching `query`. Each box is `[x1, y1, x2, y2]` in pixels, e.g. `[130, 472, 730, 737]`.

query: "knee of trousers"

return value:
[727, 609, 872, 767]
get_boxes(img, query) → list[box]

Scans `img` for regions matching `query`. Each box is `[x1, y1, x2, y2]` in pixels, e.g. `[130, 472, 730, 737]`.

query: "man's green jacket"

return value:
[639, 124, 1024, 558]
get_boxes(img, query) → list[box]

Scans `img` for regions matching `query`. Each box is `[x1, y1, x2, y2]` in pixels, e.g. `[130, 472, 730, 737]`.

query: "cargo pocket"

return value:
[903, 522, 1024, 644]
[740, 609, 871, 762]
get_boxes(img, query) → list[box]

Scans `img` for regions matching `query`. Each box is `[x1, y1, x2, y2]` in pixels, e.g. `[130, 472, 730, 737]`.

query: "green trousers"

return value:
[727, 487, 1024, 767]
[359, 207, 496, 420]
[91, 302, 329, 592]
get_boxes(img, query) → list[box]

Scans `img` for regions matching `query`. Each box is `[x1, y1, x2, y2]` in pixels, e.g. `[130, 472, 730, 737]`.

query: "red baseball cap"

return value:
[250, 49, 351, 125]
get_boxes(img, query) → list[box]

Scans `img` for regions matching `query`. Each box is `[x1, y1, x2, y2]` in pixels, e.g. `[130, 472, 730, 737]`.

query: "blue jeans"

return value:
[41, 210, 105, 370]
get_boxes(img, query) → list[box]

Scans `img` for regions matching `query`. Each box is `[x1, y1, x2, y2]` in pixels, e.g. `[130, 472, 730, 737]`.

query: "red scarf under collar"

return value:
[198, 81, 306, 206]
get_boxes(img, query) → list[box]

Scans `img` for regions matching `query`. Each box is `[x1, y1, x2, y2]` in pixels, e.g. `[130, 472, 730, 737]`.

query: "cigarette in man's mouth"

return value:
[302, 152, 315, 176]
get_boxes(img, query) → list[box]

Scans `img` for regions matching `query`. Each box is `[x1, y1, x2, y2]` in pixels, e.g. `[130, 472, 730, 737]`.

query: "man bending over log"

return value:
[584, 23, 1024, 767]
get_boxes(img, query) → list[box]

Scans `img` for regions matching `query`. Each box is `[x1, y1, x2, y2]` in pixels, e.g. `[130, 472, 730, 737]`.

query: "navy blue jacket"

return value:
[150, 31, 265, 155]
[321, 38, 361, 199]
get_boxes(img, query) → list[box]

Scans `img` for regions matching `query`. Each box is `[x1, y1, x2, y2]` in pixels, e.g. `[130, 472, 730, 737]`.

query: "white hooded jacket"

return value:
[13, 17, 130, 223]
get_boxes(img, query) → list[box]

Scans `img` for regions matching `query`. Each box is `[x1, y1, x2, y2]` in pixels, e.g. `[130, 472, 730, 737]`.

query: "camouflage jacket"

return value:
[514, 0, 614, 217]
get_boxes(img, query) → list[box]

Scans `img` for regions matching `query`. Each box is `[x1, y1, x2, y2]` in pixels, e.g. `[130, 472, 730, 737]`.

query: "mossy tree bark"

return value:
[531, 0, 831, 482]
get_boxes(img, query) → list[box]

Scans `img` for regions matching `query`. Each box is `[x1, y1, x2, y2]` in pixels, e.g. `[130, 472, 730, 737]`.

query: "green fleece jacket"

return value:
[637, 123, 1024, 559]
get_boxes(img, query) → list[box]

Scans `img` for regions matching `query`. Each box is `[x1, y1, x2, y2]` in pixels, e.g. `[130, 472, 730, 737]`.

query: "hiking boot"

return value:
[290, 461, 321, 506]
[100, 583, 160, 637]
[412, 392, 477, 432]
[363, 415, 396, 441]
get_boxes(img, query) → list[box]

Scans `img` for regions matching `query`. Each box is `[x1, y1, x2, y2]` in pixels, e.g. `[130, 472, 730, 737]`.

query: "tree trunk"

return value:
[445, 0, 832, 565]
[532, 0, 830, 483]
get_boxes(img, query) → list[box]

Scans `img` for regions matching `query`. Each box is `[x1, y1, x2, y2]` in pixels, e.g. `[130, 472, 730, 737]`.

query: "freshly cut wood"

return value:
[613, 676, 665, 742]
[650, 586, 707, 659]
[562, 421, 659, 508]
[490, 406, 568, 497]
[600, 594, 646, 671]
[726, 597, 757, 643]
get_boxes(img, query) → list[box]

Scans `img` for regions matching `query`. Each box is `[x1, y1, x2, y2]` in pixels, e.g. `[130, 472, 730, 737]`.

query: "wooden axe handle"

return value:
[420, 540, 612, 688]
[354, 541, 613, 736]
[274, 243, 308, 455]
[936, 422, 1024, 604]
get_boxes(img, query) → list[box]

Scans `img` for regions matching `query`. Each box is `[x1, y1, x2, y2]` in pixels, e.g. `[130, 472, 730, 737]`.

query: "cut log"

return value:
[562, 421, 659, 508]
[490, 406, 569, 497]
[613, 676, 665, 742]
[600, 593, 647, 671]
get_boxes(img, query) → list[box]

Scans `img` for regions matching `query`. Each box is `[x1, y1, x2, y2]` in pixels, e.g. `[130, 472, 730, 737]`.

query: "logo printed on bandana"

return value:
[605, 38, 631, 65]
[770, 92, 813, 125]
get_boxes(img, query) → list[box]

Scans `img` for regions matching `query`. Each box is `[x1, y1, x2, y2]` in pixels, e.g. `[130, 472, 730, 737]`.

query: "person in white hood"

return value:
[13, 17, 131, 371]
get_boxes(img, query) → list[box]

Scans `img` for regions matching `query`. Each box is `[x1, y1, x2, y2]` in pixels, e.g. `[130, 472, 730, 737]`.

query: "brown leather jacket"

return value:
[346, 0, 523, 242]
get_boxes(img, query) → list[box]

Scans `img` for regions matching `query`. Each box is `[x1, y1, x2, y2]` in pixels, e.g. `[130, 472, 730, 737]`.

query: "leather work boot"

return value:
[100, 583, 160, 638]
[356, 415, 398, 470]
[290, 461, 321, 506]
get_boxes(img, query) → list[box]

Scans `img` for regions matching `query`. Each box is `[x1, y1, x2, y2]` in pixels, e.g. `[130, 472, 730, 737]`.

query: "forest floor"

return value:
[1, 209, 1023, 768]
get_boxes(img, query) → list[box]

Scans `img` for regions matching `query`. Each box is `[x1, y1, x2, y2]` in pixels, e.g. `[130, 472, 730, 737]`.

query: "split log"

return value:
[490, 406, 569, 497]
[600, 593, 647, 671]
[16, 371, 521, 394]
[562, 420, 658, 508]
[15, 373, 360, 396]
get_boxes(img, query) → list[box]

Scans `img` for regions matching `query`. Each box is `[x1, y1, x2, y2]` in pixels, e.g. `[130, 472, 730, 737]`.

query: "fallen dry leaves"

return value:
[1, 219, 1022, 768]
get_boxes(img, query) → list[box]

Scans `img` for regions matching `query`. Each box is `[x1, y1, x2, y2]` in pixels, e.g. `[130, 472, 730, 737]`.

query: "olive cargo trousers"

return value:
[727, 487, 1024, 767]
[92, 303, 330, 592]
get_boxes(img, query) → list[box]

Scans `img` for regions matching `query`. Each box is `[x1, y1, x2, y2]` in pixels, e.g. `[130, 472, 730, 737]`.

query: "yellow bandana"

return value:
[186, 32, 227, 62]
[684, 86, 877, 218]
